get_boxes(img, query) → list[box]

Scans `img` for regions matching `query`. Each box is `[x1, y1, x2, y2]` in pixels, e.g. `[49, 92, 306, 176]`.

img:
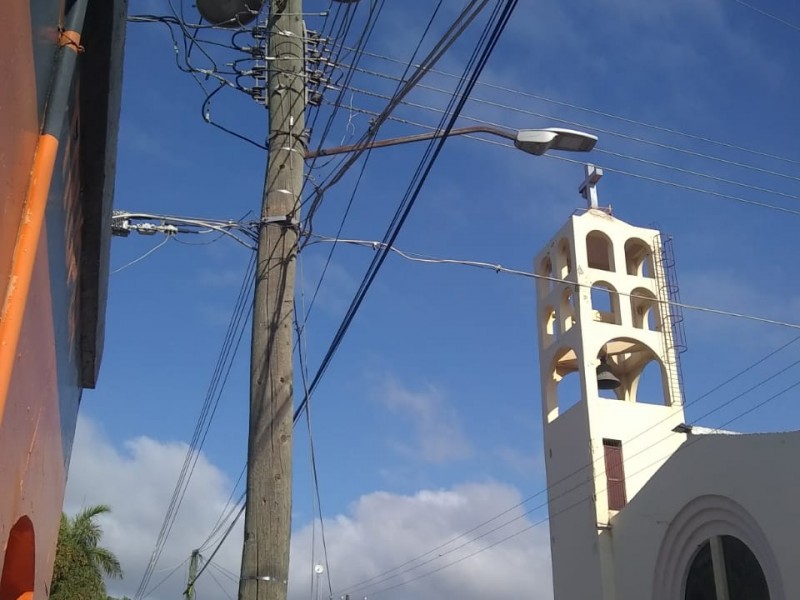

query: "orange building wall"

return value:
[0, 0, 40, 296]
[1, 1, 72, 598]
[0, 232, 66, 600]
[1, 0, 123, 595]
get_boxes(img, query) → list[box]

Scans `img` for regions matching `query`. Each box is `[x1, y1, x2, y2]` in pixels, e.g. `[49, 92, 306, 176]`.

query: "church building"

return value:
[534, 169, 799, 599]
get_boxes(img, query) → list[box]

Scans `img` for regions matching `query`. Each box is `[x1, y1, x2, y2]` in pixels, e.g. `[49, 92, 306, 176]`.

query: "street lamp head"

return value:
[196, 0, 264, 27]
[514, 128, 597, 156]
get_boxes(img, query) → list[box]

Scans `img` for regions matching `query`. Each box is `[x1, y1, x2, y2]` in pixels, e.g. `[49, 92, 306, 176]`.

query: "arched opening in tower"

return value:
[596, 338, 672, 406]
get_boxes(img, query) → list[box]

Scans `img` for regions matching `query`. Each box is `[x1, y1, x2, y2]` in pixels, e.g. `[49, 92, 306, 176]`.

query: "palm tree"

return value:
[51, 505, 123, 600]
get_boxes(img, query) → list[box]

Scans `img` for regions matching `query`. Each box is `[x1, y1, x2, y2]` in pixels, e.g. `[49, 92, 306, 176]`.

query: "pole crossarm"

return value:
[305, 124, 517, 158]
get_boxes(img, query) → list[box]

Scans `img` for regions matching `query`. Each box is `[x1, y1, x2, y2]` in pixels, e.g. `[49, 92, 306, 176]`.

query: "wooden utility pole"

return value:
[185, 550, 200, 600]
[239, 0, 305, 598]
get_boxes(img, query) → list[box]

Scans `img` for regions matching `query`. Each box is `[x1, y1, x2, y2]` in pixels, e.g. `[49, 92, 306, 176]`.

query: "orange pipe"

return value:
[0, 134, 60, 426]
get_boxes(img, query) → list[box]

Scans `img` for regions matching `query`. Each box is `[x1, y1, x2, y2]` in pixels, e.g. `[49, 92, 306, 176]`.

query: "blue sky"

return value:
[66, 1, 800, 598]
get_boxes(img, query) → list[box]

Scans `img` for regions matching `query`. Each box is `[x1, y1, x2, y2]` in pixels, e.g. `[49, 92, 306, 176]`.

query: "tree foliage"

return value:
[50, 505, 123, 600]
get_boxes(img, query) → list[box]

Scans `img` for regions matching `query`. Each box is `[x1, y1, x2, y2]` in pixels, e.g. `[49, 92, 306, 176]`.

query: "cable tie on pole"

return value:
[242, 575, 287, 583]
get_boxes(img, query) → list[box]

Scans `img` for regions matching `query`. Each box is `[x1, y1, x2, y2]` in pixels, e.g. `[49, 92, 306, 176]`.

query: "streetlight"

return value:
[306, 125, 597, 159]
[514, 127, 597, 155]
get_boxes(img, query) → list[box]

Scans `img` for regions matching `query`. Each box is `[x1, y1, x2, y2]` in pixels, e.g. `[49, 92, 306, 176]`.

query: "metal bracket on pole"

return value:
[261, 215, 300, 230]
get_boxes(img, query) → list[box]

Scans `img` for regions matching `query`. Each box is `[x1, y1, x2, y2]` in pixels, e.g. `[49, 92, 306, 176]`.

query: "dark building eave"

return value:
[78, 0, 127, 388]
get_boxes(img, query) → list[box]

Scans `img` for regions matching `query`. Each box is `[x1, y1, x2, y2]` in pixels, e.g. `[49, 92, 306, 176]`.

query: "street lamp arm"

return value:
[305, 125, 516, 159]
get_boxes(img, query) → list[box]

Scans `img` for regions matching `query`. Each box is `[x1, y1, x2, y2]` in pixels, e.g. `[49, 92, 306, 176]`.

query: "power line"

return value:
[299, 146, 374, 328]
[198, 465, 246, 553]
[346, 362, 800, 597]
[344, 64, 800, 184]
[137, 556, 191, 599]
[309, 0, 494, 203]
[183, 503, 247, 597]
[135, 253, 256, 599]
[324, 102, 800, 218]
[302, 0, 388, 201]
[294, 0, 520, 425]
[301, 236, 800, 592]
[592, 147, 800, 201]
[732, 0, 800, 32]
[301, 0, 444, 253]
[332, 43, 800, 167]
[308, 235, 800, 332]
[111, 235, 173, 275]
[206, 562, 237, 600]
[112, 211, 258, 248]
[335, 331, 800, 595]
[186, 234, 800, 599]
[296, 256, 334, 599]
[552, 154, 800, 217]
[336, 84, 800, 206]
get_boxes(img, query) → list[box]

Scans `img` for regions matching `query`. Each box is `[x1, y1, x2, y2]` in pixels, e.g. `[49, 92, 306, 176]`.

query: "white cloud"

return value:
[290, 483, 553, 600]
[64, 416, 244, 600]
[65, 416, 552, 600]
[376, 377, 473, 464]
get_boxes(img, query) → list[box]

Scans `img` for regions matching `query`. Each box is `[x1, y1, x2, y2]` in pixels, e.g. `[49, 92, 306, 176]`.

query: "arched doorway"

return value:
[0, 516, 35, 600]
[684, 535, 770, 600]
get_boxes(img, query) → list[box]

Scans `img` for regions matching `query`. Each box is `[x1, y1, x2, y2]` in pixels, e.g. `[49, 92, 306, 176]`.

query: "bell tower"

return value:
[534, 167, 688, 599]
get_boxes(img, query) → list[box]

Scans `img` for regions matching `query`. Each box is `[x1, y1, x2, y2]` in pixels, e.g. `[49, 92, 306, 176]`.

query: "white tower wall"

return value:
[534, 209, 689, 600]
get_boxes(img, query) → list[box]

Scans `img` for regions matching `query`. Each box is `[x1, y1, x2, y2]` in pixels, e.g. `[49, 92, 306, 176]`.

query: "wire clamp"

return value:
[262, 215, 300, 230]
[58, 28, 85, 53]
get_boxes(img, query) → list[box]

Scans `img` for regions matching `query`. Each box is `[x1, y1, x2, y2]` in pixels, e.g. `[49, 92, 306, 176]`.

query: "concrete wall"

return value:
[610, 431, 800, 600]
[535, 209, 689, 600]
[586, 398, 686, 522]
[544, 402, 606, 599]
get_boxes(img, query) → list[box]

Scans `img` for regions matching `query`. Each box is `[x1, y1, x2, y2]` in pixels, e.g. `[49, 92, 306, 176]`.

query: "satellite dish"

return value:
[196, 0, 264, 27]
[314, 564, 324, 574]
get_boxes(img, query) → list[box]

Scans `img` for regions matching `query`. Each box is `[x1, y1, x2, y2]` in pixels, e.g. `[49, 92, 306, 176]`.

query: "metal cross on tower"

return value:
[579, 163, 604, 208]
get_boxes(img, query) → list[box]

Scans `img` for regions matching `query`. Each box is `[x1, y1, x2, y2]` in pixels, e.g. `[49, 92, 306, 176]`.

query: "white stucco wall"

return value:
[586, 397, 686, 521]
[535, 209, 690, 600]
[544, 401, 606, 599]
[609, 431, 800, 600]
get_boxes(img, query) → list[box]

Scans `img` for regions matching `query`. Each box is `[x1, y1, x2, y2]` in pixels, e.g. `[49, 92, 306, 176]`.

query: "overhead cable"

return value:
[325, 102, 800, 218]
[309, 0, 493, 200]
[346, 366, 800, 597]
[309, 235, 800, 331]
[334, 330, 800, 596]
[732, 0, 800, 31]
[294, 0, 520, 425]
[345, 64, 800, 183]
[338, 84, 800, 204]
[135, 253, 256, 599]
[333, 44, 800, 167]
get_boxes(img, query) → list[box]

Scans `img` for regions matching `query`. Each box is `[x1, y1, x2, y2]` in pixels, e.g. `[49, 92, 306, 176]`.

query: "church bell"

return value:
[596, 355, 621, 390]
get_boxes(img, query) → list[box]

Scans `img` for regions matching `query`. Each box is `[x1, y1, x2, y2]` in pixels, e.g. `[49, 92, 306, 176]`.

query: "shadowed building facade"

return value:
[0, 1, 126, 598]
